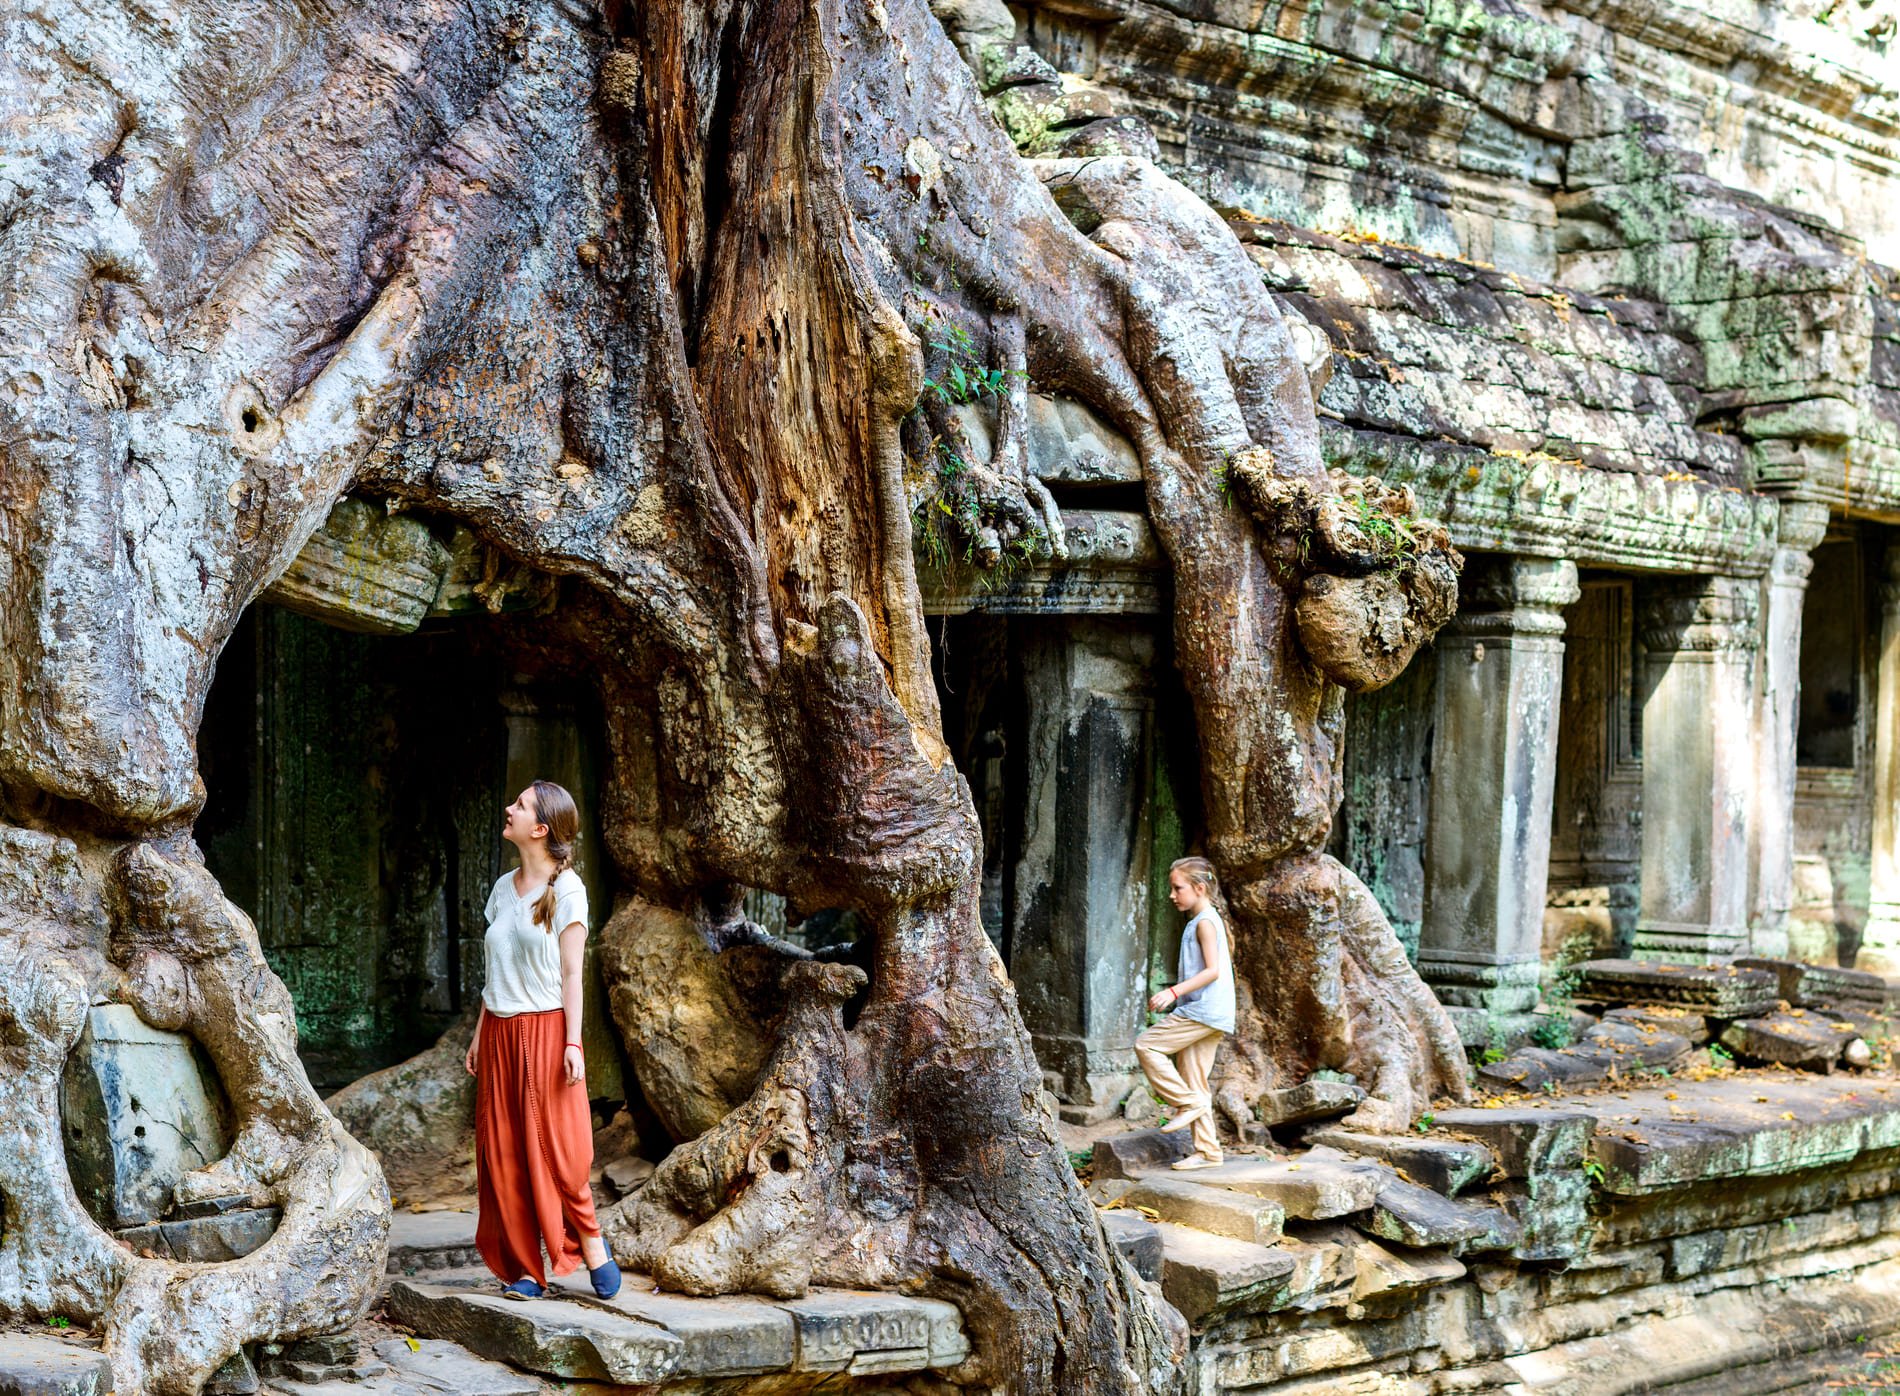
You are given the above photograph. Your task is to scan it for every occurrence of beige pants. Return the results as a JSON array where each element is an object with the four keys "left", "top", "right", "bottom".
[{"left": 1134, "top": 1014, "right": 1224, "bottom": 1162}]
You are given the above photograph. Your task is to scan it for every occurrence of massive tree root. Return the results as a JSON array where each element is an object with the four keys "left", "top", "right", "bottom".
[{"left": 2, "top": 0, "right": 1461, "bottom": 1389}]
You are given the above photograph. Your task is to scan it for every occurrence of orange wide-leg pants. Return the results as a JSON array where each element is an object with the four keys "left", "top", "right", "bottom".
[{"left": 475, "top": 1008, "right": 601, "bottom": 1286}]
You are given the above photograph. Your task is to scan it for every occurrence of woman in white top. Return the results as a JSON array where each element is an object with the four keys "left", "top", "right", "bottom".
[{"left": 463, "top": 779, "right": 620, "bottom": 1300}]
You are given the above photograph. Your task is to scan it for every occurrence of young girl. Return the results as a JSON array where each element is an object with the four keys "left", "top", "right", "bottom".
[
  {"left": 1134, "top": 856, "right": 1236, "bottom": 1170},
  {"left": 463, "top": 778, "right": 621, "bottom": 1300}
]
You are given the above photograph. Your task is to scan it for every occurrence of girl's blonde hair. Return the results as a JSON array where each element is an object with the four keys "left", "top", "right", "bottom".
[
  {"left": 528, "top": 779, "right": 581, "bottom": 932},
  {"left": 1169, "top": 855, "right": 1219, "bottom": 896}
]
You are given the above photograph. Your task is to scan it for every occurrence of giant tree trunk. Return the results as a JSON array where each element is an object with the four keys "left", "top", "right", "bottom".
[{"left": 0, "top": 0, "right": 1458, "bottom": 1390}]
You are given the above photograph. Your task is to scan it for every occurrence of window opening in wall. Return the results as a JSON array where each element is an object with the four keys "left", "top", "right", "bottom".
[{"left": 1798, "top": 538, "right": 1862, "bottom": 769}]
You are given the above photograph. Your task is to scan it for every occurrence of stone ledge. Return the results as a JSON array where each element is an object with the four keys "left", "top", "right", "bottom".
[
  {"left": 0, "top": 1334, "right": 111, "bottom": 1396},
  {"left": 384, "top": 1274, "right": 969, "bottom": 1385}
]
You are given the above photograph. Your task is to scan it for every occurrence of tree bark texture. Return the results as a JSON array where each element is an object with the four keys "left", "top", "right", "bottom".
[{"left": 0, "top": 0, "right": 1459, "bottom": 1389}]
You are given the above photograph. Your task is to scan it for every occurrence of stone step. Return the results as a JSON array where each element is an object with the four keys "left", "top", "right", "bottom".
[
  {"left": 388, "top": 1274, "right": 969, "bottom": 1383},
  {"left": 270, "top": 1338, "right": 540, "bottom": 1396},
  {"left": 1426, "top": 1108, "right": 1596, "bottom": 1177},
  {"left": 1719, "top": 1011, "right": 1861, "bottom": 1070},
  {"left": 1367, "top": 1179, "right": 1518, "bottom": 1253},
  {"left": 1733, "top": 957, "right": 1890, "bottom": 1012},
  {"left": 1090, "top": 1129, "right": 1192, "bottom": 1179},
  {"left": 1303, "top": 1130, "right": 1493, "bottom": 1195},
  {"left": 1604, "top": 1004, "right": 1712, "bottom": 1045},
  {"left": 1255, "top": 1079, "right": 1365, "bottom": 1127},
  {"left": 1151, "top": 1221, "right": 1296, "bottom": 1325},
  {"left": 1156, "top": 1149, "right": 1382, "bottom": 1220},
  {"left": 0, "top": 1334, "right": 111, "bottom": 1396},
  {"left": 386, "top": 1209, "right": 481, "bottom": 1274},
  {"left": 384, "top": 1280, "right": 681, "bottom": 1385},
  {"left": 1120, "top": 1177, "right": 1285, "bottom": 1245}
]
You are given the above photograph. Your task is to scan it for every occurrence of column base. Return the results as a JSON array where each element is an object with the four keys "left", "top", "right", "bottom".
[
  {"left": 1631, "top": 920, "right": 1748, "bottom": 964},
  {"left": 1854, "top": 914, "right": 1900, "bottom": 979},
  {"left": 1417, "top": 956, "right": 1543, "bottom": 1013},
  {"left": 1747, "top": 915, "right": 1791, "bottom": 961}
]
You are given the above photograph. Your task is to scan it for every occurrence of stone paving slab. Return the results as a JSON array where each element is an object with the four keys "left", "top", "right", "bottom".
[
  {"left": 1121, "top": 1177, "right": 1285, "bottom": 1244},
  {"left": 1141, "top": 1149, "right": 1382, "bottom": 1220},
  {"left": 1495, "top": 1075, "right": 1900, "bottom": 1194},
  {"left": 1368, "top": 1179, "right": 1518, "bottom": 1253},
  {"left": 1304, "top": 1130, "right": 1493, "bottom": 1195},
  {"left": 0, "top": 1335, "right": 111, "bottom": 1396},
  {"left": 1150, "top": 1221, "right": 1297, "bottom": 1325},
  {"left": 388, "top": 1272, "right": 968, "bottom": 1382},
  {"left": 384, "top": 1281, "right": 681, "bottom": 1384},
  {"left": 1574, "top": 959, "right": 1779, "bottom": 1016}
]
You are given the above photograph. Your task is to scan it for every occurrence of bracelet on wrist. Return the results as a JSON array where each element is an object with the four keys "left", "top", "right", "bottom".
[{"left": 565, "top": 1041, "right": 582, "bottom": 1049}]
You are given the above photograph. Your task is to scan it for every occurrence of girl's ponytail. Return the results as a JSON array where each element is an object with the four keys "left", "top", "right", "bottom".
[{"left": 528, "top": 779, "right": 582, "bottom": 931}]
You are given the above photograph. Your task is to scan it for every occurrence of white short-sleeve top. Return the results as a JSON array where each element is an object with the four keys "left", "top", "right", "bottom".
[{"left": 481, "top": 868, "right": 588, "bottom": 1016}]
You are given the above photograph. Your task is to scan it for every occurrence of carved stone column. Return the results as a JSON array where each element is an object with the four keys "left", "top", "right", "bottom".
[
  {"left": 1633, "top": 576, "right": 1760, "bottom": 962},
  {"left": 1749, "top": 502, "right": 1828, "bottom": 958},
  {"left": 1010, "top": 618, "right": 1155, "bottom": 1117},
  {"left": 1860, "top": 549, "right": 1900, "bottom": 974},
  {"left": 1420, "top": 557, "right": 1580, "bottom": 1013}
]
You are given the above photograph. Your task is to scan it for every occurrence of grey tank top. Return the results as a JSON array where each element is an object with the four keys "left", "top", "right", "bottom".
[{"left": 1175, "top": 909, "right": 1235, "bottom": 1033}]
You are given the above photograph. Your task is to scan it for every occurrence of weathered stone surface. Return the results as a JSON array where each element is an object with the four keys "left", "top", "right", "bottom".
[
  {"left": 555, "top": 1281, "right": 795, "bottom": 1376},
  {"left": 1151, "top": 1221, "right": 1297, "bottom": 1325},
  {"left": 1493, "top": 1171, "right": 1594, "bottom": 1261},
  {"left": 774, "top": 1291, "right": 967, "bottom": 1372},
  {"left": 1478, "top": 1018, "right": 1691, "bottom": 1093},
  {"left": 117, "top": 1208, "right": 280, "bottom": 1262},
  {"left": 602, "top": 1155, "right": 655, "bottom": 1197},
  {"left": 60, "top": 1004, "right": 230, "bottom": 1227},
  {"left": 1306, "top": 1131, "right": 1494, "bottom": 1196},
  {"left": 0, "top": 1336, "right": 112, "bottom": 1396},
  {"left": 1091, "top": 1128, "right": 1192, "bottom": 1179},
  {"left": 1122, "top": 1178, "right": 1285, "bottom": 1245},
  {"left": 263, "top": 496, "right": 449, "bottom": 635},
  {"left": 1735, "top": 957, "right": 1891, "bottom": 1012},
  {"left": 1605, "top": 1004, "right": 1712, "bottom": 1045},
  {"left": 1177, "top": 1151, "right": 1382, "bottom": 1220},
  {"left": 1575, "top": 959, "right": 1779, "bottom": 1016},
  {"left": 1428, "top": 1109, "right": 1596, "bottom": 1177},
  {"left": 1256, "top": 1079, "right": 1366, "bottom": 1127},
  {"left": 1098, "top": 1208, "right": 1162, "bottom": 1282},
  {"left": 1367, "top": 1179, "right": 1518, "bottom": 1252},
  {"left": 1720, "top": 1012, "right": 1861, "bottom": 1070},
  {"left": 1583, "top": 1076, "right": 1900, "bottom": 1193},
  {"left": 367, "top": 1339, "right": 541, "bottom": 1396},
  {"left": 203, "top": 1349, "right": 259, "bottom": 1395},
  {"left": 325, "top": 1019, "right": 477, "bottom": 1204},
  {"left": 385, "top": 1210, "right": 480, "bottom": 1273},
  {"left": 384, "top": 1280, "right": 682, "bottom": 1384}
]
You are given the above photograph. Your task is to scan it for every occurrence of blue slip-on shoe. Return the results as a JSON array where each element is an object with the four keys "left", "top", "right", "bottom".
[
  {"left": 589, "top": 1258, "right": 622, "bottom": 1300},
  {"left": 501, "top": 1278, "right": 545, "bottom": 1300}
]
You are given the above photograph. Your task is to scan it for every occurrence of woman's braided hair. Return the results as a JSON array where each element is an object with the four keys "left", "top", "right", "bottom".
[{"left": 528, "top": 778, "right": 581, "bottom": 932}]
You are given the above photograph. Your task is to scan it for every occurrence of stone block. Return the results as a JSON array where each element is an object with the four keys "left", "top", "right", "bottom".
[
  {"left": 774, "top": 1291, "right": 966, "bottom": 1372},
  {"left": 1181, "top": 1151, "right": 1381, "bottom": 1220},
  {"left": 366, "top": 1338, "right": 540, "bottom": 1395},
  {"left": 1091, "top": 1129, "right": 1191, "bottom": 1179},
  {"left": 116, "top": 1208, "right": 279, "bottom": 1262},
  {"left": 1734, "top": 957, "right": 1890, "bottom": 1012},
  {"left": 1604, "top": 1004, "right": 1712, "bottom": 1045},
  {"left": 554, "top": 1282, "right": 794, "bottom": 1376},
  {"left": 1574, "top": 959, "right": 1779, "bottom": 1016},
  {"left": 1366, "top": 1180, "right": 1518, "bottom": 1252},
  {"left": 1580, "top": 1017, "right": 1694, "bottom": 1069},
  {"left": 1492, "top": 1171, "right": 1593, "bottom": 1261},
  {"left": 1476, "top": 1044, "right": 1614, "bottom": 1093},
  {"left": 1151, "top": 1221, "right": 1296, "bottom": 1325},
  {"left": 1304, "top": 1131, "right": 1493, "bottom": 1195},
  {"left": 1428, "top": 1108, "right": 1596, "bottom": 1176},
  {"left": 384, "top": 1280, "right": 682, "bottom": 1384},
  {"left": 0, "top": 1336, "right": 112, "bottom": 1396},
  {"left": 1098, "top": 1209, "right": 1162, "bottom": 1281},
  {"left": 264, "top": 497, "right": 449, "bottom": 635},
  {"left": 60, "top": 1004, "right": 230, "bottom": 1227},
  {"left": 387, "top": 1209, "right": 480, "bottom": 1273},
  {"left": 203, "top": 1350, "right": 258, "bottom": 1395},
  {"left": 1719, "top": 1012, "right": 1859, "bottom": 1070},
  {"left": 601, "top": 1155, "right": 655, "bottom": 1196},
  {"left": 1256, "top": 1079, "right": 1366, "bottom": 1126},
  {"left": 1121, "top": 1178, "right": 1285, "bottom": 1245}
]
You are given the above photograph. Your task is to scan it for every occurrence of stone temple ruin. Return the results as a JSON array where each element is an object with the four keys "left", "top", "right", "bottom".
[{"left": 13, "top": 0, "right": 1900, "bottom": 1391}]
